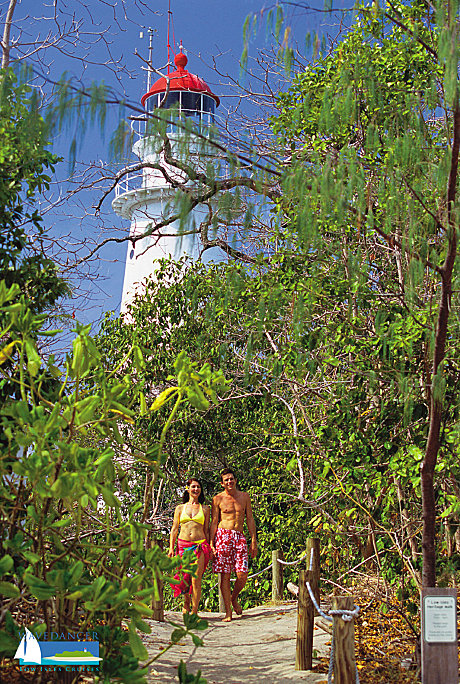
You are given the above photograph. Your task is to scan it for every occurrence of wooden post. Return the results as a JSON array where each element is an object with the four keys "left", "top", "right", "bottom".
[
  {"left": 421, "top": 588, "right": 458, "bottom": 684},
  {"left": 305, "top": 537, "right": 320, "bottom": 613},
  {"left": 332, "top": 596, "right": 356, "bottom": 684},
  {"left": 272, "top": 549, "right": 284, "bottom": 603},
  {"left": 218, "top": 574, "right": 225, "bottom": 613},
  {"left": 295, "top": 568, "right": 314, "bottom": 670}
]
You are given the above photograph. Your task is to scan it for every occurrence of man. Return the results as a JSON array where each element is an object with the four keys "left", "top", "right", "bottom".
[{"left": 210, "top": 468, "right": 257, "bottom": 621}]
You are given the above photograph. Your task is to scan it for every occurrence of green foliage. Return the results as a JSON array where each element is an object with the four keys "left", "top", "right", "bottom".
[
  {"left": 0, "top": 279, "right": 222, "bottom": 681},
  {"left": 0, "top": 69, "right": 68, "bottom": 313},
  {"left": 45, "top": 72, "right": 127, "bottom": 171},
  {"left": 178, "top": 660, "right": 207, "bottom": 683},
  {"left": 97, "top": 0, "right": 460, "bottom": 597},
  {"left": 269, "top": 0, "right": 460, "bottom": 587}
]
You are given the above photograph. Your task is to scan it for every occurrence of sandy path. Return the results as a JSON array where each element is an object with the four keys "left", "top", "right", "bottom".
[{"left": 144, "top": 602, "right": 330, "bottom": 683}]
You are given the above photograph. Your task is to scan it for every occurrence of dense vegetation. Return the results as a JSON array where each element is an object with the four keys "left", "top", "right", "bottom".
[
  {"left": 0, "top": 73, "right": 213, "bottom": 683},
  {"left": 97, "top": 0, "right": 460, "bottom": 608},
  {"left": 1, "top": 0, "right": 460, "bottom": 681}
]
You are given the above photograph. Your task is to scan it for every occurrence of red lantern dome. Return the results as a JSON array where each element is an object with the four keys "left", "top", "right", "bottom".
[{"left": 141, "top": 52, "right": 220, "bottom": 107}]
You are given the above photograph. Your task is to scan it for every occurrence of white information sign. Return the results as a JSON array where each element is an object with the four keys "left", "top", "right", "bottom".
[{"left": 423, "top": 595, "right": 457, "bottom": 643}]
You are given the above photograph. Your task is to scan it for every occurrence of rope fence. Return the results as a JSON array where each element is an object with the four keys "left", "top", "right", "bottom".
[
  {"left": 246, "top": 561, "right": 274, "bottom": 579},
  {"left": 277, "top": 550, "right": 309, "bottom": 566},
  {"left": 210, "top": 547, "right": 309, "bottom": 589},
  {"left": 305, "top": 579, "right": 360, "bottom": 684},
  {"left": 246, "top": 548, "right": 309, "bottom": 578}
]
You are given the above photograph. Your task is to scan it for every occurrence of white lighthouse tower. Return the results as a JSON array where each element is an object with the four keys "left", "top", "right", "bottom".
[{"left": 113, "top": 48, "right": 222, "bottom": 313}]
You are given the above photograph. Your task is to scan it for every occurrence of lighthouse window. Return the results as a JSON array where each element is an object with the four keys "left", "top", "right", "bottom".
[
  {"left": 202, "top": 95, "right": 215, "bottom": 114},
  {"left": 202, "top": 95, "right": 215, "bottom": 127},
  {"left": 181, "top": 91, "right": 202, "bottom": 113},
  {"left": 149, "top": 93, "right": 164, "bottom": 110},
  {"left": 163, "top": 91, "right": 180, "bottom": 109}
]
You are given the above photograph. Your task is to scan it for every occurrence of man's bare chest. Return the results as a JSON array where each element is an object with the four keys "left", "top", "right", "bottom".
[{"left": 220, "top": 495, "right": 245, "bottom": 516}]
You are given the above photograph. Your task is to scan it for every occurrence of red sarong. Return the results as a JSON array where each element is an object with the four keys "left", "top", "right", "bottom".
[{"left": 170, "top": 539, "right": 211, "bottom": 598}]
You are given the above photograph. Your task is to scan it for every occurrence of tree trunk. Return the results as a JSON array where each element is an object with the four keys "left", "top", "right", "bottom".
[
  {"left": 1, "top": 0, "right": 17, "bottom": 69},
  {"left": 421, "top": 102, "right": 460, "bottom": 588}
]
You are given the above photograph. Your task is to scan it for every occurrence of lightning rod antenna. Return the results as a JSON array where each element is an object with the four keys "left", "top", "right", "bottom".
[
  {"left": 167, "top": 0, "right": 173, "bottom": 74},
  {"left": 147, "top": 28, "right": 154, "bottom": 92}
]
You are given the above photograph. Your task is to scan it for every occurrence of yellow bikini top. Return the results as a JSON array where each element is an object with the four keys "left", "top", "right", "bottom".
[{"left": 180, "top": 503, "right": 205, "bottom": 525}]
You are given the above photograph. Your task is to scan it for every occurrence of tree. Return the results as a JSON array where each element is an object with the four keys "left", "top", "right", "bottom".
[
  {"left": 272, "top": 0, "right": 460, "bottom": 588},
  {"left": 97, "top": 257, "right": 337, "bottom": 608},
  {"left": 0, "top": 282, "right": 217, "bottom": 681},
  {"left": 0, "top": 70, "right": 68, "bottom": 313},
  {"left": 95, "top": 0, "right": 460, "bottom": 593}
]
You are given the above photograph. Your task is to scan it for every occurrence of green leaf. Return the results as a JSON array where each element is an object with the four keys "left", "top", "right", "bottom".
[
  {"left": 24, "top": 337, "right": 41, "bottom": 376},
  {"left": 190, "top": 633, "right": 203, "bottom": 647},
  {"left": 0, "top": 581, "right": 20, "bottom": 598},
  {"left": 150, "top": 386, "right": 178, "bottom": 411},
  {"left": 170, "top": 627, "right": 186, "bottom": 643},
  {"left": 24, "top": 574, "right": 56, "bottom": 599},
  {"left": 286, "top": 456, "right": 297, "bottom": 472},
  {"left": 131, "top": 613, "right": 151, "bottom": 633},
  {"left": 100, "top": 486, "right": 119, "bottom": 508},
  {"left": 0, "top": 341, "right": 16, "bottom": 365},
  {"left": 0, "top": 631, "right": 19, "bottom": 655},
  {"left": 128, "top": 625, "right": 148, "bottom": 660},
  {"left": 0, "top": 555, "right": 14, "bottom": 577}
]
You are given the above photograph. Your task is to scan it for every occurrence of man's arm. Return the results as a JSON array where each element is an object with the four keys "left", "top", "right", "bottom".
[
  {"left": 245, "top": 494, "right": 258, "bottom": 558},
  {"left": 210, "top": 495, "right": 220, "bottom": 553}
]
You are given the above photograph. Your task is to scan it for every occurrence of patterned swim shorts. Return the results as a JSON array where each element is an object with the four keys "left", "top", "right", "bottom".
[{"left": 212, "top": 528, "right": 248, "bottom": 574}]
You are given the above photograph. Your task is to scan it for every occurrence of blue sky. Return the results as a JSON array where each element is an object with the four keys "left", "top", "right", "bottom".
[{"left": 7, "top": 0, "right": 349, "bottom": 327}]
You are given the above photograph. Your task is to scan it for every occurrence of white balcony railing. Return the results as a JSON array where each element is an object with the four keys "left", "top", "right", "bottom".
[{"left": 114, "top": 172, "right": 145, "bottom": 198}]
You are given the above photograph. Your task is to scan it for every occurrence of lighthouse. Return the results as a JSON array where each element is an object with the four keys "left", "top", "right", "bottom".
[{"left": 113, "top": 47, "right": 223, "bottom": 313}]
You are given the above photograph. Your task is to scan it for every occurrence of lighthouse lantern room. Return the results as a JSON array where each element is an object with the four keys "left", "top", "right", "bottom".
[
  {"left": 141, "top": 50, "right": 219, "bottom": 124},
  {"left": 113, "top": 47, "right": 222, "bottom": 314}
]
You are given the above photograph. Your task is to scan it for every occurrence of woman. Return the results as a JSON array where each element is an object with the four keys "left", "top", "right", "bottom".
[{"left": 168, "top": 478, "right": 211, "bottom": 614}]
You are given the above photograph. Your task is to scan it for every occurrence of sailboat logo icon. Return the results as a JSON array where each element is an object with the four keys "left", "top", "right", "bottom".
[{"left": 14, "top": 627, "right": 42, "bottom": 665}]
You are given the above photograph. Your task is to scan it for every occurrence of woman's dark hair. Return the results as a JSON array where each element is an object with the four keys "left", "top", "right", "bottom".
[{"left": 182, "top": 477, "right": 205, "bottom": 504}]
